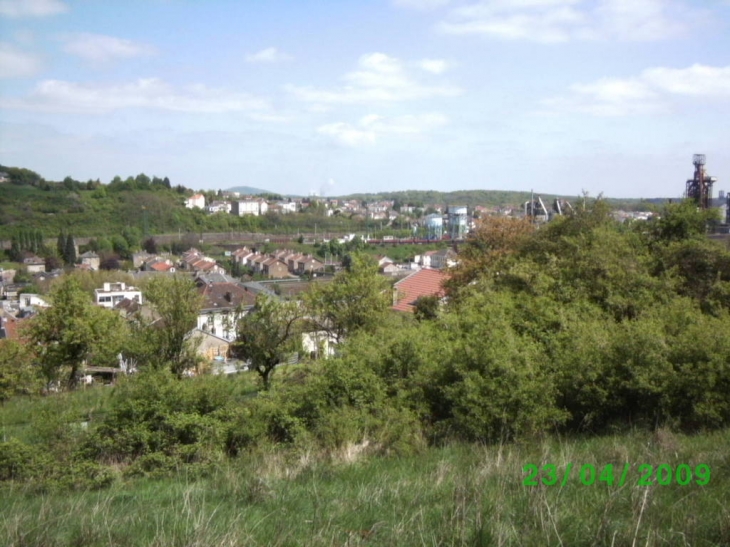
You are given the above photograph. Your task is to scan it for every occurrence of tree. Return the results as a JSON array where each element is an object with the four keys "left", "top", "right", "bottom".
[
  {"left": 142, "top": 237, "right": 158, "bottom": 254},
  {"left": 232, "top": 295, "right": 303, "bottom": 389},
  {"left": 0, "top": 340, "right": 40, "bottom": 404},
  {"left": 132, "top": 276, "right": 203, "bottom": 376},
  {"left": 99, "top": 255, "right": 121, "bottom": 270},
  {"left": 445, "top": 215, "right": 534, "bottom": 296},
  {"left": 649, "top": 200, "right": 720, "bottom": 243},
  {"left": 64, "top": 234, "right": 77, "bottom": 264},
  {"left": 57, "top": 232, "right": 66, "bottom": 261},
  {"left": 27, "top": 277, "right": 128, "bottom": 388},
  {"left": 305, "top": 253, "right": 391, "bottom": 344},
  {"left": 413, "top": 295, "right": 440, "bottom": 322},
  {"left": 44, "top": 255, "right": 62, "bottom": 272}
]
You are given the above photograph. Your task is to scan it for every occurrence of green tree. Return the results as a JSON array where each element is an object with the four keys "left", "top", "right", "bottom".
[
  {"left": 413, "top": 295, "right": 440, "bottom": 322},
  {"left": 132, "top": 276, "right": 203, "bottom": 376},
  {"left": 64, "top": 234, "right": 77, "bottom": 264},
  {"left": 27, "top": 277, "right": 128, "bottom": 388},
  {"left": 305, "top": 253, "right": 390, "bottom": 344},
  {"left": 232, "top": 294, "right": 303, "bottom": 389},
  {"left": 0, "top": 340, "right": 40, "bottom": 404},
  {"left": 649, "top": 200, "right": 720, "bottom": 243}
]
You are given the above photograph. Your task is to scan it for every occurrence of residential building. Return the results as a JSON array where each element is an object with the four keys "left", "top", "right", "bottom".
[
  {"left": 132, "top": 251, "right": 154, "bottom": 268},
  {"left": 206, "top": 201, "right": 231, "bottom": 214},
  {"left": 277, "top": 201, "right": 297, "bottom": 214},
  {"left": 194, "top": 329, "right": 231, "bottom": 362},
  {"left": 231, "top": 199, "right": 268, "bottom": 216},
  {"left": 297, "top": 255, "right": 324, "bottom": 275},
  {"left": 19, "top": 293, "right": 50, "bottom": 309},
  {"left": 23, "top": 255, "right": 45, "bottom": 274},
  {"left": 95, "top": 282, "right": 143, "bottom": 309},
  {"left": 196, "top": 279, "right": 257, "bottom": 341},
  {"left": 392, "top": 269, "right": 449, "bottom": 313},
  {"left": 430, "top": 248, "right": 458, "bottom": 270},
  {"left": 79, "top": 251, "right": 100, "bottom": 270},
  {"left": 181, "top": 249, "right": 225, "bottom": 275},
  {"left": 143, "top": 257, "right": 176, "bottom": 273},
  {"left": 185, "top": 194, "right": 206, "bottom": 209},
  {"left": 261, "top": 257, "right": 290, "bottom": 279}
]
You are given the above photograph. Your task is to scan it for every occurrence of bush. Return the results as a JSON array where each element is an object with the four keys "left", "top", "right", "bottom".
[{"left": 0, "top": 439, "right": 40, "bottom": 481}]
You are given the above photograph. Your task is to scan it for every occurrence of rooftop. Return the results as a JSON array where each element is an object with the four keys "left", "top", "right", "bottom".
[{"left": 392, "top": 269, "right": 449, "bottom": 313}]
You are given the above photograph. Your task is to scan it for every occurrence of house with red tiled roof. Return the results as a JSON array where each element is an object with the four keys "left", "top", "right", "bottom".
[
  {"left": 232, "top": 247, "right": 255, "bottom": 264},
  {"left": 392, "top": 269, "right": 449, "bottom": 313},
  {"left": 181, "top": 249, "right": 225, "bottom": 275},
  {"left": 149, "top": 261, "right": 175, "bottom": 272}
]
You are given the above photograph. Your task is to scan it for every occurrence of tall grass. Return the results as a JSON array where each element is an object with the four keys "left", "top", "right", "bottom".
[{"left": 1, "top": 428, "right": 728, "bottom": 546}]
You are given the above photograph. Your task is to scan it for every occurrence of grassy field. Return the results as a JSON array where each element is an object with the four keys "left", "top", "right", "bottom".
[{"left": 1, "top": 423, "right": 728, "bottom": 546}]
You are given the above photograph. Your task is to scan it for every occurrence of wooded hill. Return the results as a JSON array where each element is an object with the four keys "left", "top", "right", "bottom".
[{"left": 0, "top": 164, "right": 656, "bottom": 241}]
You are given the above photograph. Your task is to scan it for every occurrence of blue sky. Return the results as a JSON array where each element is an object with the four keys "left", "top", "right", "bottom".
[{"left": 1, "top": 0, "right": 729, "bottom": 198}]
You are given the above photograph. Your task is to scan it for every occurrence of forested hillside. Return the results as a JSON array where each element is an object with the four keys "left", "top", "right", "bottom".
[{"left": 0, "top": 164, "right": 654, "bottom": 241}]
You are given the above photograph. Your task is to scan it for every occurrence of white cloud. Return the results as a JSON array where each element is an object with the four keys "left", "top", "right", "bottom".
[
  {"left": 642, "top": 65, "right": 730, "bottom": 97},
  {"left": 0, "top": 77, "right": 273, "bottom": 115},
  {"left": 437, "top": 0, "right": 698, "bottom": 43},
  {"left": 318, "top": 112, "right": 448, "bottom": 146},
  {"left": 245, "top": 47, "right": 292, "bottom": 63},
  {"left": 61, "top": 33, "right": 156, "bottom": 63},
  {"left": 418, "top": 58, "right": 449, "bottom": 74},
  {"left": 0, "top": 42, "right": 42, "bottom": 78},
  {"left": 393, "top": 0, "right": 450, "bottom": 10},
  {"left": 543, "top": 64, "right": 730, "bottom": 116},
  {"left": 287, "top": 52, "right": 461, "bottom": 106},
  {"left": 0, "top": 0, "right": 67, "bottom": 18}
]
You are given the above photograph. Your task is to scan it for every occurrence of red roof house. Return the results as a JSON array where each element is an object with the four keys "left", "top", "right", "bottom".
[{"left": 392, "top": 269, "right": 449, "bottom": 313}]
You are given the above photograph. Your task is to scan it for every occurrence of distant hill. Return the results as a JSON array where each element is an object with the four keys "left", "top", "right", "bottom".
[{"left": 225, "top": 186, "right": 271, "bottom": 196}]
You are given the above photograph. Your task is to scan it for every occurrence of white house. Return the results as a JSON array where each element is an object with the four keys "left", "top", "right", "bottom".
[
  {"left": 302, "top": 330, "right": 337, "bottom": 360},
  {"left": 231, "top": 199, "right": 268, "bottom": 216},
  {"left": 185, "top": 194, "right": 206, "bottom": 209},
  {"left": 277, "top": 201, "right": 297, "bottom": 214},
  {"left": 206, "top": 201, "right": 231, "bottom": 214},
  {"left": 19, "top": 293, "right": 51, "bottom": 309},
  {"left": 95, "top": 282, "right": 143, "bottom": 309}
]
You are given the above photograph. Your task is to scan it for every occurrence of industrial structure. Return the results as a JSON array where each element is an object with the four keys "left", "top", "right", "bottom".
[
  {"left": 448, "top": 206, "right": 468, "bottom": 239},
  {"left": 424, "top": 214, "right": 444, "bottom": 240},
  {"left": 686, "top": 154, "right": 717, "bottom": 210},
  {"left": 552, "top": 198, "right": 574, "bottom": 216},
  {"left": 524, "top": 195, "right": 549, "bottom": 223}
]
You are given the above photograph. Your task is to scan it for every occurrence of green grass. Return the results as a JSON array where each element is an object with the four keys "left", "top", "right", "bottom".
[{"left": 1, "top": 428, "right": 728, "bottom": 546}]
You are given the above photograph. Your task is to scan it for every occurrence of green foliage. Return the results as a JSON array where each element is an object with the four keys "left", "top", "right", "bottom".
[
  {"left": 305, "top": 253, "right": 391, "bottom": 343},
  {"left": 0, "top": 340, "right": 40, "bottom": 404},
  {"left": 649, "top": 199, "right": 720, "bottom": 243},
  {"left": 64, "top": 233, "right": 77, "bottom": 264},
  {"left": 413, "top": 295, "right": 440, "bottom": 321},
  {"left": 232, "top": 295, "right": 303, "bottom": 389},
  {"left": 129, "top": 275, "right": 202, "bottom": 376},
  {"left": 83, "top": 370, "right": 232, "bottom": 468},
  {"left": 27, "top": 276, "right": 129, "bottom": 388}
]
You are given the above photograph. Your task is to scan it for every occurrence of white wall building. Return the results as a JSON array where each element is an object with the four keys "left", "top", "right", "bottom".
[
  {"left": 231, "top": 199, "right": 268, "bottom": 216},
  {"left": 185, "top": 194, "right": 206, "bottom": 209},
  {"left": 95, "top": 282, "right": 143, "bottom": 309},
  {"left": 207, "top": 201, "right": 231, "bottom": 214},
  {"left": 19, "top": 293, "right": 51, "bottom": 309}
]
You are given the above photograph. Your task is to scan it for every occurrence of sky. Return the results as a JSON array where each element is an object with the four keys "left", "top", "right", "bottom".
[{"left": 1, "top": 0, "right": 729, "bottom": 199}]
